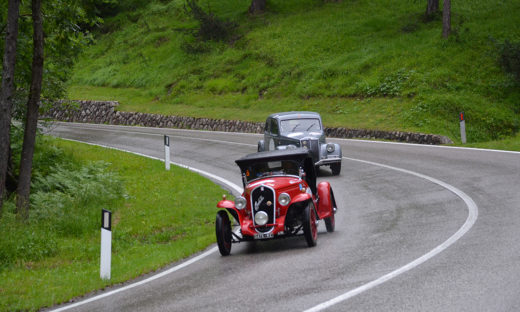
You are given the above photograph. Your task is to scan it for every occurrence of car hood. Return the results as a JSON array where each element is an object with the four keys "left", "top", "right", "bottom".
[{"left": 284, "top": 131, "right": 323, "bottom": 140}]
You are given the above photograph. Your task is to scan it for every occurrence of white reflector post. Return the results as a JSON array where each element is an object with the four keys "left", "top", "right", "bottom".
[
  {"left": 100, "top": 209, "right": 112, "bottom": 280},
  {"left": 459, "top": 112, "right": 466, "bottom": 144},
  {"left": 164, "top": 135, "right": 170, "bottom": 171}
]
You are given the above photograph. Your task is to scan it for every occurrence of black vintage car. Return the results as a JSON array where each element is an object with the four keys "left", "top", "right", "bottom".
[{"left": 257, "top": 112, "right": 342, "bottom": 175}]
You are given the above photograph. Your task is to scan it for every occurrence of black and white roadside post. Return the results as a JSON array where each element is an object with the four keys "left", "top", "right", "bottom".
[
  {"left": 164, "top": 135, "right": 170, "bottom": 171},
  {"left": 459, "top": 112, "right": 467, "bottom": 144},
  {"left": 100, "top": 209, "right": 112, "bottom": 280}
]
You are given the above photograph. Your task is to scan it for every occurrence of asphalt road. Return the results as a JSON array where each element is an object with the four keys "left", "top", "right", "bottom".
[{"left": 45, "top": 122, "right": 520, "bottom": 312}]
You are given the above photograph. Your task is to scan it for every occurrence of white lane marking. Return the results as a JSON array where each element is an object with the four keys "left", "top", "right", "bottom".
[
  {"left": 48, "top": 138, "right": 242, "bottom": 312},
  {"left": 55, "top": 138, "right": 244, "bottom": 194},
  {"left": 303, "top": 156, "right": 479, "bottom": 312},
  {"left": 50, "top": 124, "right": 255, "bottom": 148},
  {"left": 50, "top": 247, "right": 218, "bottom": 312},
  {"left": 51, "top": 128, "right": 480, "bottom": 312},
  {"left": 52, "top": 121, "right": 520, "bottom": 155},
  {"left": 49, "top": 121, "right": 262, "bottom": 140}
]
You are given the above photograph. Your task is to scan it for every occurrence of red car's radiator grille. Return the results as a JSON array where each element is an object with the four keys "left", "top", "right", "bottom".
[{"left": 251, "top": 185, "right": 276, "bottom": 233}]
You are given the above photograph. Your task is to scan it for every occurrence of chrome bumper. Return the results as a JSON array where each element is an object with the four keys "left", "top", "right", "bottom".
[{"left": 315, "top": 157, "right": 341, "bottom": 166}]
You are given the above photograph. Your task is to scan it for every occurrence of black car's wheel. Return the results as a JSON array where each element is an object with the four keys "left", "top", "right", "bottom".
[
  {"left": 324, "top": 193, "right": 336, "bottom": 233},
  {"left": 216, "top": 210, "right": 232, "bottom": 256},
  {"left": 303, "top": 202, "right": 318, "bottom": 247},
  {"left": 331, "top": 162, "right": 341, "bottom": 175}
]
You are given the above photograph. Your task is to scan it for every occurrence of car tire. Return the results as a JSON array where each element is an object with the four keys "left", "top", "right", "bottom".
[
  {"left": 258, "top": 140, "right": 265, "bottom": 152},
  {"left": 303, "top": 202, "right": 318, "bottom": 247},
  {"left": 216, "top": 210, "right": 232, "bottom": 256},
  {"left": 324, "top": 193, "right": 336, "bottom": 233},
  {"left": 331, "top": 162, "right": 341, "bottom": 176}
]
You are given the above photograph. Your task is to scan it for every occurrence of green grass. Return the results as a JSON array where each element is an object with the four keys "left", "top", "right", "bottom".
[
  {"left": 0, "top": 138, "right": 231, "bottom": 311},
  {"left": 68, "top": 0, "right": 520, "bottom": 144},
  {"left": 461, "top": 132, "right": 520, "bottom": 151}
]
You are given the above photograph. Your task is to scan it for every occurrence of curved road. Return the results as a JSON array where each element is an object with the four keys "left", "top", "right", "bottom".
[{"left": 45, "top": 122, "right": 520, "bottom": 312}]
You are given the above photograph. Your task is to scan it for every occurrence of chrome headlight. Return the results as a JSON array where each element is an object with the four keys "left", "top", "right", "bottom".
[
  {"left": 326, "top": 143, "right": 335, "bottom": 153},
  {"left": 254, "top": 211, "right": 268, "bottom": 225},
  {"left": 278, "top": 193, "right": 291, "bottom": 206},
  {"left": 235, "top": 196, "right": 247, "bottom": 210}
]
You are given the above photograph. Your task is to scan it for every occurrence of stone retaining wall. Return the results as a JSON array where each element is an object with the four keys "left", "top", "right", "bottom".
[{"left": 43, "top": 100, "right": 453, "bottom": 145}]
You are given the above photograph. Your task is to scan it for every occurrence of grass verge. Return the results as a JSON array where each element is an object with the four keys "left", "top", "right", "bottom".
[{"left": 0, "top": 137, "right": 230, "bottom": 311}]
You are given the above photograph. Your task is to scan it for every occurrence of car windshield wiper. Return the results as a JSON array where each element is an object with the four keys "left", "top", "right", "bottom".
[
  {"left": 292, "top": 124, "right": 300, "bottom": 132},
  {"left": 306, "top": 124, "right": 316, "bottom": 131}
]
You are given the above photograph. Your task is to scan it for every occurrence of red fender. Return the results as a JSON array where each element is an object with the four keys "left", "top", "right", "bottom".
[
  {"left": 291, "top": 193, "right": 313, "bottom": 205},
  {"left": 217, "top": 200, "right": 240, "bottom": 223},
  {"left": 217, "top": 199, "right": 235, "bottom": 209},
  {"left": 317, "top": 182, "right": 333, "bottom": 219}
]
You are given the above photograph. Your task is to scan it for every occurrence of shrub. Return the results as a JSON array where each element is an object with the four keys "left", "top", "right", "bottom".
[
  {"left": 496, "top": 40, "right": 520, "bottom": 84},
  {"left": 181, "top": 0, "right": 237, "bottom": 54},
  {"left": 31, "top": 161, "right": 125, "bottom": 235},
  {"left": 0, "top": 136, "right": 126, "bottom": 270}
]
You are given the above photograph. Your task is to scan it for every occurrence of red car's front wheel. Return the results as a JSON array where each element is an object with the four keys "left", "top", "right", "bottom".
[
  {"left": 216, "top": 210, "right": 232, "bottom": 256},
  {"left": 303, "top": 202, "right": 318, "bottom": 247},
  {"left": 325, "top": 192, "right": 336, "bottom": 233}
]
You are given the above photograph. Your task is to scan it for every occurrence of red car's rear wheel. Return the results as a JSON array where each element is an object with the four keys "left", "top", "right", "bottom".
[
  {"left": 303, "top": 202, "right": 318, "bottom": 247},
  {"left": 216, "top": 210, "right": 232, "bottom": 256}
]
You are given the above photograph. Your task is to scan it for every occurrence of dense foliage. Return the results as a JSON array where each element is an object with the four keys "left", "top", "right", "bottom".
[
  {"left": 0, "top": 0, "right": 108, "bottom": 118},
  {"left": 0, "top": 129, "right": 124, "bottom": 268},
  {"left": 496, "top": 40, "right": 520, "bottom": 84},
  {"left": 181, "top": 0, "right": 237, "bottom": 53}
]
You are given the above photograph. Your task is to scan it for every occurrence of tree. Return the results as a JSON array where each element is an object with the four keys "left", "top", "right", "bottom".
[
  {"left": 16, "top": 0, "right": 44, "bottom": 220},
  {"left": 0, "top": 0, "right": 107, "bottom": 220},
  {"left": 425, "top": 0, "right": 439, "bottom": 18},
  {"left": 442, "top": 0, "right": 451, "bottom": 38},
  {"left": 0, "top": 0, "right": 21, "bottom": 217},
  {"left": 249, "top": 0, "right": 266, "bottom": 15}
]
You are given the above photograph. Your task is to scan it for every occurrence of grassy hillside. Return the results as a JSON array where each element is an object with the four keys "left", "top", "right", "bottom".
[{"left": 69, "top": 0, "right": 520, "bottom": 143}]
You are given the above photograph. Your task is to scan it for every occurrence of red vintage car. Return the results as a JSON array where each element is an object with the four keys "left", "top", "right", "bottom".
[{"left": 215, "top": 149, "right": 337, "bottom": 256}]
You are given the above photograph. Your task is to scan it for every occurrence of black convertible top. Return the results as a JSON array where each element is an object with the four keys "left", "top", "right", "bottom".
[{"left": 235, "top": 149, "right": 317, "bottom": 192}]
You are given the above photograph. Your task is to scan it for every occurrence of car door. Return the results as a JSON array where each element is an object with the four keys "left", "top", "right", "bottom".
[
  {"left": 264, "top": 118, "right": 279, "bottom": 151},
  {"left": 268, "top": 118, "right": 281, "bottom": 150}
]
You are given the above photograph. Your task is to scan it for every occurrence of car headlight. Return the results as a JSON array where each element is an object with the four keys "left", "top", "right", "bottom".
[
  {"left": 254, "top": 211, "right": 268, "bottom": 225},
  {"left": 326, "top": 143, "right": 335, "bottom": 153},
  {"left": 235, "top": 196, "right": 247, "bottom": 210},
  {"left": 278, "top": 193, "right": 291, "bottom": 206}
]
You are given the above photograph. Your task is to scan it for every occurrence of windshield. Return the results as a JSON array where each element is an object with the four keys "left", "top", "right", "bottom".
[
  {"left": 243, "top": 160, "right": 300, "bottom": 182},
  {"left": 280, "top": 118, "right": 321, "bottom": 135}
]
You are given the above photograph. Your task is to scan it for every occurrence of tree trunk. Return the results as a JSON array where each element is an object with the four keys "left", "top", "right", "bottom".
[
  {"left": 0, "top": 0, "right": 21, "bottom": 217},
  {"left": 16, "top": 0, "right": 44, "bottom": 221},
  {"left": 249, "top": 0, "right": 266, "bottom": 15},
  {"left": 426, "top": 0, "right": 439, "bottom": 17},
  {"left": 442, "top": 0, "right": 451, "bottom": 38},
  {"left": 6, "top": 146, "right": 17, "bottom": 193}
]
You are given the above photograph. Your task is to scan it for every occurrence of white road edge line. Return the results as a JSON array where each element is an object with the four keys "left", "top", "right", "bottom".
[
  {"left": 303, "top": 156, "right": 479, "bottom": 312},
  {"left": 51, "top": 121, "right": 520, "bottom": 155},
  {"left": 49, "top": 133, "right": 479, "bottom": 312},
  {"left": 48, "top": 138, "right": 242, "bottom": 312}
]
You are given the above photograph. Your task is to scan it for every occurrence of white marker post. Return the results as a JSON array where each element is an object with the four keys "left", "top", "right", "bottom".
[
  {"left": 100, "top": 209, "right": 112, "bottom": 280},
  {"left": 459, "top": 112, "right": 466, "bottom": 144},
  {"left": 164, "top": 135, "right": 170, "bottom": 171}
]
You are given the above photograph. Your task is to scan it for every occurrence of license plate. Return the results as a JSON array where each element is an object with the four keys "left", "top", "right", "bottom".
[{"left": 254, "top": 233, "right": 274, "bottom": 240}]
